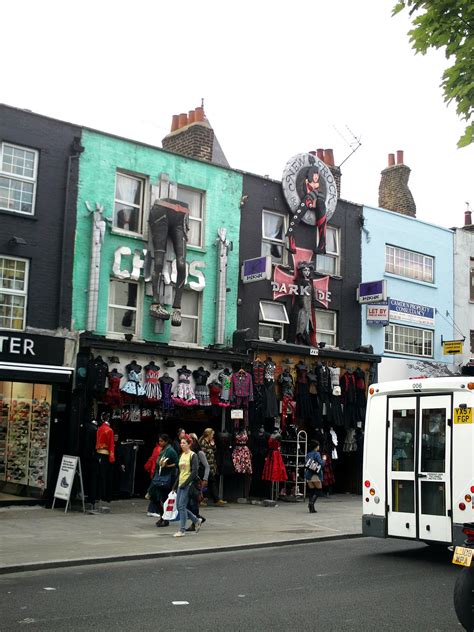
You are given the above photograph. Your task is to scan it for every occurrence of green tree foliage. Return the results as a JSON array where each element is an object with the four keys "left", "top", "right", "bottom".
[{"left": 393, "top": 0, "right": 473, "bottom": 147}]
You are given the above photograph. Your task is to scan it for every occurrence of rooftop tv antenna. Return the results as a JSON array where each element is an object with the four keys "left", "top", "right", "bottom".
[{"left": 333, "top": 124, "right": 362, "bottom": 168}]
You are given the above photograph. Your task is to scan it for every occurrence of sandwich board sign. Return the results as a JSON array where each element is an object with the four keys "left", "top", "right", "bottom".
[{"left": 52, "top": 455, "right": 85, "bottom": 513}]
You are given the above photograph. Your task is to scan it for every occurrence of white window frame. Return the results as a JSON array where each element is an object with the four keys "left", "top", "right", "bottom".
[
  {"left": 316, "top": 226, "right": 340, "bottom": 276},
  {"left": 258, "top": 322, "right": 284, "bottom": 342},
  {"left": 384, "top": 323, "right": 434, "bottom": 358},
  {"left": 259, "top": 300, "right": 289, "bottom": 324},
  {"left": 169, "top": 289, "right": 202, "bottom": 346},
  {"left": 0, "top": 255, "right": 29, "bottom": 331},
  {"left": 176, "top": 185, "right": 205, "bottom": 249},
  {"left": 107, "top": 279, "right": 142, "bottom": 339},
  {"left": 0, "top": 143, "right": 38, "bottom": 216},
  {"left": 314, "top": 309, "right": 337, "bottom": 346},
  {"left": 261, "top": 209, "right": 288, "bottom": 266},
  {"left": 113, "top": 171, "right": 147, "bottom": 237},
  {"left": 385, "top": 245, "right": 434, "bottom": 283}
]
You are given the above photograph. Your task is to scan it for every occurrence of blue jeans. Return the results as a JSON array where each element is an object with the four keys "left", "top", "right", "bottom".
[{"left": 176, "top": 485, "right": 198, "bottom": 533}]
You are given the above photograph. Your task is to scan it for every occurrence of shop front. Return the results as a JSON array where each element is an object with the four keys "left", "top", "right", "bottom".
[{"left": 0, "top": 332, "right": 74, "bottom": 503}]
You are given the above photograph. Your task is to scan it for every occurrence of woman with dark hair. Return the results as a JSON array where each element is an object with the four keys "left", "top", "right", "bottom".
[
  {"left": 305, "top": 439, "right": 325, "bottom": 513},
  {"left": 288, "top": 261, "right": 316, "bottom": 346},
  {"left": 174, "top": 436, "right": 203, "bottom": 537},
  {"left": 151, "top": 434, "right": 178, "bottom": 528}
]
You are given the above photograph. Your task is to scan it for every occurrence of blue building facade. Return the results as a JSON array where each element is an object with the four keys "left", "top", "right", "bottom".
[{"left": 360, "top": 205, "right": 454, "bottom": 380}]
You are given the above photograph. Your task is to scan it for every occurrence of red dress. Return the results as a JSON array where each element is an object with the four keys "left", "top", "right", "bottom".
[
  {"left": 105, "top": 373, "right": 123, "bottom": 408},
  {"left": 262, "top": 437, "right": 287, "bottom": 482}
]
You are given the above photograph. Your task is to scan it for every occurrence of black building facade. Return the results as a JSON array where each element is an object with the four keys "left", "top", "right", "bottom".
[
  {"left": 0, "top": 105, "right": 82, "bottom": 501},
  {"left": 236, "top": 163, "right": 380, "bottom": 494}
]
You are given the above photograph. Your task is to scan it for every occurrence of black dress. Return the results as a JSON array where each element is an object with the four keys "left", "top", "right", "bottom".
[
  {"left": 295, "top": 363, "right": 313, "bottom": 420},
  {"left": 263, "top": 360, "right": 279, "bottom": 419}
]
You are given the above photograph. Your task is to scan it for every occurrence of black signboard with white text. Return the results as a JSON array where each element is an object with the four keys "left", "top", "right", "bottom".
[{"left": 0, "top": 331, "right": 65, "bottom": 366}]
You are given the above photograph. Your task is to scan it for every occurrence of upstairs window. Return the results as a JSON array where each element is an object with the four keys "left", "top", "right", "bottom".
[
  {"left": 107, "top": 279, "right": 140, "bottom": 337},
  {"left": 0, "top": 143, "right": 38, "bottom": 215},
  {"left": 385, "top": 245, "right": 434, "bottom": 283},
  {"left": 385, "top": 323, "right": 433, "bottom": 357},
  {"left": 114, "top": 172, "right": 145, "bottom": 235},
  {"left": 314, "top": 309, "right": 337, "bottom": 346},
  {"left": 316, "top": 226, "right": 340, "bottom": 276},
  {"left": 261, "top": 210, "right": 287, "bottom": 265},
  {"left": 0, "top": 256, "right": 29, "bottom": 330},
  {"left": 169, "top": 290, "right": 201, "bottom": 345},
  {"left": 176, "top": 186, "right": 205, "bottom": 248}
]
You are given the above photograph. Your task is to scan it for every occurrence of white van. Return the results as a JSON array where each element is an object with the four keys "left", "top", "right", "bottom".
[{"left": 362, "top": 377, "right": 474, "bottom": 546}]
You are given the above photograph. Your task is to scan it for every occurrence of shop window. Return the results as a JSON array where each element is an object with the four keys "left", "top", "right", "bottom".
[
  {"left": 169, "top": 290, "right": 201, "bottom": 345},
  {"left": 0, "top": 256, "right": 29, "bottom": 331},
  {"left": 107, "top": 279, "right": 140, "bottom": 337},
  {"left": 0, "top": 381, "right": 52, "bottom": 488},
  {"left": 316, "top": 226, "right": 340, "bottom": 276},
  {"left": 0, "top": 143, "right": 38, "bottom": 215},
  {"left": 114, "top": 172, "right": 145, "bottom": 235},
  {"left": 176, "top": 185, "right": 205, "bottom": 248},
  {"left": 314, "top": 309, "right": 337, "bottom": 346},
  {"left": 385, "top": 323, "right": 433, "bottom": 357},
  {"left": 261, "top": 210, "right": 287, "bottom": 266},
  {"left": 470, "top": 258, "right": 474, "bottom": 302},
  {"left": 385, "top": 245, "right": 434, "bottom": 283}
]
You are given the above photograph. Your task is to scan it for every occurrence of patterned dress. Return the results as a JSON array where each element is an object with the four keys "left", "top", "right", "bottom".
[
  {"left": 121, "top": 366, "right": 146, "bottom": 397},
  {"left": 232, "top": 431, "right": 253, "bottom": 474},
  {"left": 218, "top": 371, "right": 232, "bottom": 407},
  {"left": 144, "top": 365, "right": 161, "bottom": 402},
  {"left": 173, "top": 368, "right": 198, "bottom": 406}
]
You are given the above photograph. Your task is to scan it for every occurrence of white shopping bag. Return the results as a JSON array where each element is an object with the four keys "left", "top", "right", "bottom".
[{"left": 162, "top": 490, "right": 178, "bottom": 521}]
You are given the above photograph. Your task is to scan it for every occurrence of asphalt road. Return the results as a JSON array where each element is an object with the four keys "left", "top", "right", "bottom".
[{"left": 0, "top": 538, "right": 462, "bottom": 631}]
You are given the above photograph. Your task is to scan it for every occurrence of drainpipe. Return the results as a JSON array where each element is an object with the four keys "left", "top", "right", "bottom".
[
  {"left": 215, "top": 227, "right": 232, "bottom": 345},
  {"left": 58, "top": 137, "right": 84, "bottom": 329},
  {"left": 86, "top": 202, "right": 109, "bottom": 331}
]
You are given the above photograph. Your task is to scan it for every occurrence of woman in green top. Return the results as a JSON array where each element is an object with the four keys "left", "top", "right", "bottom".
[
  {"left": 151, "top": 434, "right": 178, "bottom": 528},
  {"left": 174, "top": 436, "right": 203, "bottom": 537}
]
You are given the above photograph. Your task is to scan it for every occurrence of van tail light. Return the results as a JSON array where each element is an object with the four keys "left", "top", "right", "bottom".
[
  {"left": 462, "top": 525, "right": 474, "bottom": 543},
  {"left": 364, "top": 480, "right": 371, "bottom": 488}
]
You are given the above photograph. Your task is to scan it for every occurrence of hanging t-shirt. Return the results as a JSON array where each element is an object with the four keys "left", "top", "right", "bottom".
[{"left": 179, "top": 451, "right": 192, "bottom": 487}]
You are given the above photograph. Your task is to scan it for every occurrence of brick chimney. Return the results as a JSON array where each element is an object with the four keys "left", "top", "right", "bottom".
[
  {"left": 310, "top": 148, "right": 341, "bottom": 198},
  {"left": 378, "top": 150, "right": 416, "bottom": 217},
  {"left": 162, "top": 105, "right": 215, "bottom": 162}
]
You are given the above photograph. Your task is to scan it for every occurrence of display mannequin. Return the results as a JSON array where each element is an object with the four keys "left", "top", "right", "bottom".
[
  {"left": 87, "top": 355, "right": 109, "bottom": 397},
  {"left": 173, "top": 366, "right": 198, "bottom": 406},
  {"left": 144, "top": 361, "right": 161, "bottom": 402},
  {"left": 278, "top": 369, "right": 295, "bottom": 432},
  {"left": 262, "top": 432, "right": 288, "bottom": 482},
  {"left": 121, "top": 361, "right": 146, "bottom": 397},
  {"left": 263, "top": 358, "right": 278, "bottom": 422},
  {"left": 232, "top": 429, "right": 253, "bottom": 498},
  {"left": 147, "top": 198, "right": 190, "bottom": 326},
  {"left": 218, "top": 369, "right": 232, "bottom": 406},
  {"left": 193, "top": 367, "right": 211, "bottom": 406},
  {"left": 105, "top": 369, "right": 123, "bottom": 408},
  {"left": 91, "top": 413, "right": 115, "bottom": 509},
  {"left": 159, "top": 373, "right": 174, "bottom": 411},
  {"left": 230, "top": 368, "right": 254, "bottom": 427}
]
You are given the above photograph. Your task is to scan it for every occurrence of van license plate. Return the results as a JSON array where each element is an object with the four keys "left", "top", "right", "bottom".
[{"left": 452, "top": 546, "right": 473, "bottom": 566}]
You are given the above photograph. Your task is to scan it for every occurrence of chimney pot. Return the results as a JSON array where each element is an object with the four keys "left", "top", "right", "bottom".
[
  {"left": 195, "top": 107, "right": 204, "bottom": 122},
  {"left": 188, "top": 110, "right": 195, "bottom": 124},
  {"left": 465, "top": 210, "right": 472, "bottom": 226},
  {"left": 388, "top": 153, "right": 395, "bottom": 167},
  {"left": 324, "top": 149, "right": 335, "bottom": 166},
  {"left": 396, "top": 150, "right": 404, "bottom": 165},
  {"left": 178, "top": 113, "right": 188, "bottom": 128},
  {"left": 171, "top": 115, "right": 179, "bottom": 132},
  {"left": 316, "top": 148, "right": 324, "bottom": 161}
]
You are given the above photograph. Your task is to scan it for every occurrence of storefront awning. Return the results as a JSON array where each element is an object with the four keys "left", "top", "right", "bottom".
[{"left": 0, "top": 363, "right": 74, "bottom": 383}]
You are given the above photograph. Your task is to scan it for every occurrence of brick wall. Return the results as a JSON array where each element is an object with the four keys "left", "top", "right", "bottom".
[{"left": 162, "top": 122, "right": 214, "bottom": 162}]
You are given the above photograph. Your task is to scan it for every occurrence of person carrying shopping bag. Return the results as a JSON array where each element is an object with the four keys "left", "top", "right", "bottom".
[
  {"left": 305, "top": 440, "right": 325, "bottom": 513},
  {"left": 173, "top": 435, "right": 203, "bottom": 537},
  {"left": 149, "top": 434, "right": 178, "bottom": 528}
]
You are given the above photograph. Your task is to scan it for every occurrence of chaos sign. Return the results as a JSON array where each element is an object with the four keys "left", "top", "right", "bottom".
[{"left": 282, "top": 152, "right": 338, "bottom": 255}]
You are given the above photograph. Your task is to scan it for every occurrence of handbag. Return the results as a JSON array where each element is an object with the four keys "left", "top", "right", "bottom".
[
  {"left": 305, "top": 457, "right": 322, "bottom": 474},
  {"left": 152, "top": 467, "right": 172, "bottom": 488},
  {"left": 162, "top": 490, "right": 178, "bottom": 521}
]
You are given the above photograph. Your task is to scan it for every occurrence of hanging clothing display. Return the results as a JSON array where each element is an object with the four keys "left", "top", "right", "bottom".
[
  {"left": 263, "top": 358, "right": 278, "bottom": 419},
  {"left": 279, "top": 369, "right": 295, "bottom": 432},
  {"left": 173, "top": 366, "right": 198, "bottom": 406},
  {"left": 87, "top": 356, "right": 109, "bottom": 397},
  {"left": 121, "top": 362, "right": 146, "bottom": 397},
  {"left": 354, "top": 367, "right": 367, "bottom": 424},
  {"left": 209, "top": 382, "right": 221, "bottom": 406},
  {"left": 232, "top": 430, "right": 253, "bottom": 474},
  {"left": 218, "top": 370, "right": 232, "bottom": 406},
  {"left": 230, "top": 369, "right": 254, "bottom": 427},
  {"left": 340, "top": 370, "right": 358, "bottom": 428},
  {"left": 316, "top": 362, "right": 331, "bottom": 415},
  {"left": 295, "top": 362, "right": 313, "bottom": 421},
  {"left": 193, "top": 367, "right": 211, "bottom": 406},
  {"left": 262, "top": 436, "right": 288, "bottom": 482},
  {"left": 250, "top": 360, "right": 265, "bottom": 430},
  {"left": 105, "top": 370, "right": 123, "bottom": 408},
  {"left": 343, "top": 428, "right": 358, "bottom": 452},
  {"left": 329, "top": 365, "right": 341, "bottom": 390},
  {"left": 144, "top": 362, "right": 161, "bottom": 402},
  {"left": 159, "top": 374, "right": 174, "bottom": 411},
  {"left": 307, "top": 371, "right": 323, "bottom": 428},
  {"left": 217, "top": 431, "right": 235, "bottom": 476}
]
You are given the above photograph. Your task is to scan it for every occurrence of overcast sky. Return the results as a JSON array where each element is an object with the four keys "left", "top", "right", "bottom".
[{"left": 3, "top": 0, "right": 472, "bottom": 228}]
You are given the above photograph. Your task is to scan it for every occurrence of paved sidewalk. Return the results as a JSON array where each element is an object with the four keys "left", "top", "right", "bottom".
[{"left": 0, "top": 494, "right": 362, "bottom": 574}]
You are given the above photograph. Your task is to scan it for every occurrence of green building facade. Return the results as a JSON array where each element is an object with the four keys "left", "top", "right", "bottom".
[{"left": 72, "top": 128, "right": 243, "bottom": 348}]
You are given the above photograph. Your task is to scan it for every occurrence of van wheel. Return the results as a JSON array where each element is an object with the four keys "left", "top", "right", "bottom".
[{"left": 454, "top": 566, "right": 474, "bottom": 631}]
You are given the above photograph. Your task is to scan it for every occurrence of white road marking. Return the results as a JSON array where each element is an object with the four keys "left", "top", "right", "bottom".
[
  {"left": 172, "top": 601, "right": 189, "bottom": 605},
  {"left": 238, "top": 594, "right": 246, "bottom": 598},
  {"left": 43, "top": 587, "right": 56, "bottom": 591},
  {"left": 18, "top": 618, "right": 36, "bottom": 624}
]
